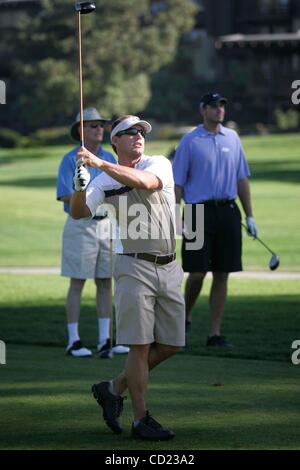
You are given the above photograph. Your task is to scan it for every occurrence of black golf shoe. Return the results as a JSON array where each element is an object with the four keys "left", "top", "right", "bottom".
[
  {"left": 206, "top": 335, "right": 233, "bottom": 348},
  {"left": 92, "top": 381, "right": 125, "bottom": 434},
  {"left": 131, "top": 411, "right": 175, "bottom": 441},
  {"left": 66, "top": 340, "right": 92, "bottom": 357}
]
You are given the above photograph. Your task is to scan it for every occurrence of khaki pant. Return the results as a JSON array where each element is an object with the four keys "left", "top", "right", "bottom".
[{"left": 113, "top": 255, "right": 185, "bottom": 347}]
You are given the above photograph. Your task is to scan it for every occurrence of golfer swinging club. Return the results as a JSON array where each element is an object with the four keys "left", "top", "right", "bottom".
[{"left": 70, "top": 115, "right": 185, "bottom": 441}]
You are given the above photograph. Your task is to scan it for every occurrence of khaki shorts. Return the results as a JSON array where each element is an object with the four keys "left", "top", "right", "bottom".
[
  {"left": 61, "top": 216, "right": 113, "bottom": 279},
  {"left": 113, "top": 255, "right": 185, "bottom": 347}
]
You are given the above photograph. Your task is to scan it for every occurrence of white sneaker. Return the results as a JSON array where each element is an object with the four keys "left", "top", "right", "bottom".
[
  {"left": 97, "top": 339, "right": 129, "bottom": 356},
  {"left": 66, "top": 340, "right": 92, "bottom": 357},
  {"left": 112, "top": 344, "right": 130, "bottom": 354}
]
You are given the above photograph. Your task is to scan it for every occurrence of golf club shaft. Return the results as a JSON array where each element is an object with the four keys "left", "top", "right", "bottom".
[
  {"left": 109, "top": 222, "right": 113, "bottom": 351},
  {"left": 77, "top": 11, "right": 84, "bottom": 147},
  {"left": 241, "top": 223, "right": 275, "bottom": 255}
]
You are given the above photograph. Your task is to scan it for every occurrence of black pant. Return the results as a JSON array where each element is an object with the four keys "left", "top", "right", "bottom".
[{"left": 182, "top": 201, "right": 242, "bottom": 273}]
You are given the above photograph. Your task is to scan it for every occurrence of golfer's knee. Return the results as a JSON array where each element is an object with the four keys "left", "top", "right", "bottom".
[
  {"left": 170, "top": 346, "right": 182, "bottom": 355},
  {"left": 213, "top": 272, "right": 229, "bottom": 283},
  {"left": 159, "top": 345, "right": 181, "bottom": 359},
  {"left": 130, "top": 344, "right": 151, "bottom": 361},
  {"left": 189, "top": 272, "right": 206, "bottom": 282},
  {"left": 70, "top": 278, "right": 85, "bottom": 293},
  {"left": 95, "top": 277, "right": 111, "bottom": 289}
]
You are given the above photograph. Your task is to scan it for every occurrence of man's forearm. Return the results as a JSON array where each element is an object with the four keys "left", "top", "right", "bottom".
[
  {"left": 100, "top": 160, "right": 161, "bottom": 190},
  {"left": 77, "top": 147, "right": 162, "bottom": 190},
  {"left": 238, "top": 178, "right": 253, "bottom": 217},
  {"left": 70, "top": 191, "right": 91, "bottom": 219}
]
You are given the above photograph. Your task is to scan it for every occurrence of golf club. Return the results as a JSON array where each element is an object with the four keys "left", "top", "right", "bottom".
[
  {"left": 99, "top": 221, "right": 114, "bottom": 359},
  {"left": 241, "top": 223, "right": 280, "bottom": 270},
  {"left": 75, "top": 2, "right": 96, "bottom": 147}
]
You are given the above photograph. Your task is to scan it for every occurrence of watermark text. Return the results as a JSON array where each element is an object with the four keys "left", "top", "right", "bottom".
[
  {"left": 291, "top": 80, "right": 300, "bottom": 105},
  {"left": 95, "top": 201, "right": 204, "bottom": 251},
  {"left": 291, "top": 340, "right": 300, "bottom": 365},
  {"left": 0, "top": 340, "right": 6, "bottom": 365},
  {"left": 0, "top": 80, "right": 6, "bottom": 104}
]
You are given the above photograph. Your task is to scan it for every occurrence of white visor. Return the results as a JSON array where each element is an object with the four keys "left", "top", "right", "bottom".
[{"left": 110, "top": 116, "right": 152, "bottom": 142}]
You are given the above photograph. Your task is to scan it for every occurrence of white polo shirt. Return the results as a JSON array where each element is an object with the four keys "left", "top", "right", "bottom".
[{"left": 86, "top": 155, "right": 176, "bottom": 255}]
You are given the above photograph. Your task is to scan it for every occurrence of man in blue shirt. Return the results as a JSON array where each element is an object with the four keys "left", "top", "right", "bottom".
[
  {"left": 173, "top": 92, "right": 258, "bottom": 347},
  {"left": 57, "top": 107, "right": 129, "bottom": 357}
]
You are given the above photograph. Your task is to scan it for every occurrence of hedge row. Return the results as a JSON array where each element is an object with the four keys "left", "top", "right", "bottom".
[{"left": 0, "top": 127, "right": 71, "bottom": 148}]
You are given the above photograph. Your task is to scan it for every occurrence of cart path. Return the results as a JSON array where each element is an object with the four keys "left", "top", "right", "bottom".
[{"left": 0, "top": 267, "right": 300, "bottom": 280}]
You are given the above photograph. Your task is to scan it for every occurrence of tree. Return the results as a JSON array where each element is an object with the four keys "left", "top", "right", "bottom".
[{"left": 4, "top": 0, "right": 196, "bottom": 132}]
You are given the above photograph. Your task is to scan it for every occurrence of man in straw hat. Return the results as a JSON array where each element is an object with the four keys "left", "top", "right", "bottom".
[{"left": 57, "top": 107, "right": 129, "bottom": 358}]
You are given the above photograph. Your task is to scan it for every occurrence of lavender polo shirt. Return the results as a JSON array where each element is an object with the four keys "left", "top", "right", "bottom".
[{"left": 172, "top": 124, "right": 250, "bottom": 204}]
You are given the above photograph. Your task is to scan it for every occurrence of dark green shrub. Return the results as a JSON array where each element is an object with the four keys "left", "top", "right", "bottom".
[
  {"left": 0, "top": 128, "right": 22, "bottom": 148},
  {"left": 31, "top": 127, "right": 70, "bottom": 146}
]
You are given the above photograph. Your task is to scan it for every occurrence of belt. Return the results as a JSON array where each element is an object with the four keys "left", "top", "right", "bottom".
[
  {"left": 92, "top": 214, "right": 108, "bottom": 221},
  {"left": 120, "top": 253, "right": 176, "bottom": 265},
  {"left": 200, "top": 199, "right": 235, "bottom": 207}
]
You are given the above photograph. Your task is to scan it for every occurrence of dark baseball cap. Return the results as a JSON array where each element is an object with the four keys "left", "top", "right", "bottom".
[{"left": 200, "top": 92, "right": 228, "bottom": 108}]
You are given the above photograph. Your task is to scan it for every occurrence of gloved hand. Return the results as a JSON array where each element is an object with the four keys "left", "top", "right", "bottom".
[
  {"left": 73, "top": 165, "right": 90, "bottom": 192},
  {"left": 246, "top": 216, "right": 258, "bottom": 238}
]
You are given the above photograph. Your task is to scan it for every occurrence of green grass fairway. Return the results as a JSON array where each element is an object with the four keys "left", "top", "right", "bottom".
[
  {"left": 0, "top": 344, "right": 299, "bottom": 450},
  {"left": 0, "top": 133, "right": 299, "bottom": 450},
  {"left": 0, "top": 134, "right": 300, "bottom": 269}
]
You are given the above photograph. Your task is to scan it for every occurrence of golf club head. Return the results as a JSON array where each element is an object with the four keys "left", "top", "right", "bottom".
[
  {"left": 75, "top": 2, "right": 96, "bottom": 14},
  {"left": 99, "top": 348, "right": 114, "bottom": 359},
  {"left": 269, "top": 254, "right": 280, "bottom": 271}
]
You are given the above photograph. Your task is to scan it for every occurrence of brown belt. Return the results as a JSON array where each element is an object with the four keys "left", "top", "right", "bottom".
[{"left": 120, "top": 253, "right": 176, "bottom": 265}]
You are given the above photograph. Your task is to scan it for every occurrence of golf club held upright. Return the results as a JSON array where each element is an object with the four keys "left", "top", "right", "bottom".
[{"left": 75, "top": 2, "right": 96, "bottom": 147}]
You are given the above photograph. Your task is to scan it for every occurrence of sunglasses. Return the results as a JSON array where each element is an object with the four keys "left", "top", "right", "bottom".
[
  {"left": 116, "top": 127, "right": 146, "bottom": 138},
  {"left": 84, "top": 123, "right": 104, "bottom": 129}
]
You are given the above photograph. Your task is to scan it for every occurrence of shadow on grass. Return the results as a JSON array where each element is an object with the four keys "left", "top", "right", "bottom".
[
  {"left": 0, "top": 304, "right": 87, "bottom": 348},
  {"left": 183, "top": 293, "right": 299, "bottom": 363},
  {"left": 1, "top": 349, "right": 299, "bottom": 450},
  {"left": 0, "top": 176, "right": 57, "bottom": 188},
  {"left": 0, "top": 147, "right": 67, "bottom": 166},
  {"left": 1, "top": 422, "right": 299, "bottom": 450},
  {"left": 1, "top": 291, "right": 299, "bottom": 362},
  {"left": 250, "top": 159, "right": 300, "bottom": 185}
]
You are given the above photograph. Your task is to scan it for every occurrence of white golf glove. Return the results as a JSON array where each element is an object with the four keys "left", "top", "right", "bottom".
[
  {"left": 73, "top": 165, "right": 90, "bottom": 192},
  {"left": 246, "top": 216, "right": 258, "bottom": 238}
]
